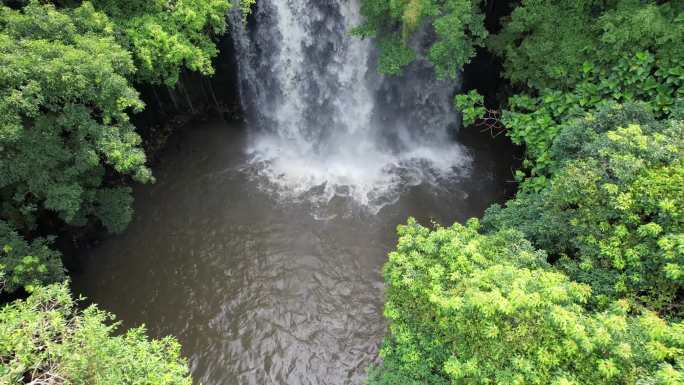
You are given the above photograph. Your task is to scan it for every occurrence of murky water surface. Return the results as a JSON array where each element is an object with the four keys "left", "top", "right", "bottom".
[{"left": 73, "top": 121, "right": 515, "bottom": 385}]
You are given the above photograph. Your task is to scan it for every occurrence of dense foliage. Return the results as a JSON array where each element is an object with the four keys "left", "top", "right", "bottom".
[
  {"left": 360, "top": 0, "right": 684, "bottom": 384},
  {"left": 0, "top": 221, "right": 64, "bottom": 294},
  {"left": 0, "top": 1, "right": 149, "bottom": 235},
  {"left": 0, "top": 0, "right": 149, "bottom": 294},
  {"left": 92, "top": 0, "right": 232, "bottom": 86},
  {"left": 372, "top": 219, "right": 683, "bottom": 385},
  {"left": 485, "top": 104, "right": 684, "bottom": 314},
  {"left": 491, "top": 0, "right": 684, "bottom": 187},
  {"left": 354, "top": 0, "right": 488, "bottom": 78},
  {"left": 0, "top": 283, "right": 192, "bottom": 385},
  {"left": 360, "top": 0, "right": 683, "bottom": 184}
]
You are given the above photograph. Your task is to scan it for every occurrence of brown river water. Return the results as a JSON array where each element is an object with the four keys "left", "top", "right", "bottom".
[{"left": 72, "top": 120, "right": 516, "bottom": 385}]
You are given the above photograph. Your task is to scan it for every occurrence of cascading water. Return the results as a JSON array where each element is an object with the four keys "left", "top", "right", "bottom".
[{"left": 230, "top": 0, "right": 470, "bottom": 213}]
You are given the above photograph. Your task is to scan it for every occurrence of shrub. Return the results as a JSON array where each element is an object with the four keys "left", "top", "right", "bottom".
[
  {"left": 0, "top": 283, "right": 192, "bottom": 385},
  {"left": 0, "top": 221, "right": 64, "bottom": 294},
  {"left": 484, "top": 105, "right": 684, "bottom": 314},
  {"left": 371, "top": 219, "right": 684, "bottom": 385}
]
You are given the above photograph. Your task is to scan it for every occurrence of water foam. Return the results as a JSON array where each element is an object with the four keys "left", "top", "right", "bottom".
[{"left": 243, "top": 135, "right": 469, "bottom": 213}]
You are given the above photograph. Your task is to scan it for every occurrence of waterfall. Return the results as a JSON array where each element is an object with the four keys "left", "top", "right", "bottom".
[{"left": 230, "top": 0, "right": 470, "bottom": 213}]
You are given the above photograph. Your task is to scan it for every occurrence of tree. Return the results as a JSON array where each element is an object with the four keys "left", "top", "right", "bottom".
[
  {"left": 371, "top": 219, "right": 684, "bottom": 385},
  {"left": 0, "top": 283, "right": 193, "bottom": 385},
  {"left": 357, "top": 0, "right": 683, "bottom": 175},
  {"left": 0, "top": 1, "right": 150, "bottom": 236},
  {"left": 489, "top": 0, "right": 683, "bottom": 183},
  {"left": 0, "top": 221, "right": 64, "bottom": 294},
  {"left": 484, "top": 104, "right": 684, "bottom": 315},
  {"left": 490, "top": 0, "right": 684, "bottom": 91},
  {"left": 357, "top": 2, "right": 684, "bottom": 383}
]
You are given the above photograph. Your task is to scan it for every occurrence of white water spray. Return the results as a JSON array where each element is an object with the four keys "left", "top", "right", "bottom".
[{"left": 230, "top": 0, "right": 470, "bottom": 213}]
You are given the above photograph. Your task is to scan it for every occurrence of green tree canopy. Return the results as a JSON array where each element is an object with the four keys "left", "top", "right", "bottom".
[
  {"left": 359, "top": 0, "right": 683, "bottom": 181},
  {"left": 0, "top": 283, "right": 193, "bottom": 385},
  {"left": 484, "top": 104, "right": 684, "bottom": 315},
  {"left": 371, "top": 219, "right": 684, "bottom": 385},
  {"left": 490, "top": 0, "right": 684, "bottom": 182},
  {"left": 91, "top": 0, "right": 232, "bottom": 86},
  {"left": 358, "top": 2, "right": 684, "bottom": 384},
  {"left": 490, "top": 0, "right": 684, "bottom": 91},
  {"left": 0, "top": 1, "right": 149, "bottom": 236},
  {"left": 0, "top": 0, "right": 252, "bottom": 292}
]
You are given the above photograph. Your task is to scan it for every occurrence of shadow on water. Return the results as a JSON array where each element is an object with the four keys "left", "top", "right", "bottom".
[{"left": 72, "top": 120, "right": 516, "bottom": 385}]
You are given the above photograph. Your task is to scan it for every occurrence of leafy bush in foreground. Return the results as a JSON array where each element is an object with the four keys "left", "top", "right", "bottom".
[
  {"left": 91, "top": 0, "right": 233, "bottom": 86},
  {"left": 370, "top": 219, "right": 684, "bottom": 385},
  {"left": 0, "top": 283, "right": 192, "bottom": 385}
]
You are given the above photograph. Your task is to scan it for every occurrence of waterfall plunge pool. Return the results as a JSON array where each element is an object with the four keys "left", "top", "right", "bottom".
[
  {"left": 73, "top": 119, "right": 516, "bottom": 385},
  {"left": 73, "top": 1, "right": 518, "bottom": 384}
]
